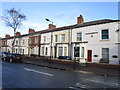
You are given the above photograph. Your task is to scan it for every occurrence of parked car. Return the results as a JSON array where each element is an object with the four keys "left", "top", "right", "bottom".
[
  {"left": 2, "top": 53, "right": 22, "bottom": 63},
  {"left": 1, "top": 52, "right": 9, "bottom": 60}
]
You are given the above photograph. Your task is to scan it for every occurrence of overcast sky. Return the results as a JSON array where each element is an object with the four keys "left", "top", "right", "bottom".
[{"left": 0, "top": 1, "right": 119, "bottom": 38}]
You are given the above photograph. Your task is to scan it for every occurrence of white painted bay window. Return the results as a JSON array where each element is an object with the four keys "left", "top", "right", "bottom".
[
  {"left": 58, "top": 47, "right": 63, "bottom": 56},
  {"left": 81, "top": 47, "right": 84, "bottom": 58}
]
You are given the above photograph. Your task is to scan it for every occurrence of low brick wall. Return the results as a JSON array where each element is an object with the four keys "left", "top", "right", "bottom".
[
  {"left": 22, "top": 56, "right": 81, "bottom": 70},
  {"left": 22, "top": 56, "right": 119, "bottom": 70}
]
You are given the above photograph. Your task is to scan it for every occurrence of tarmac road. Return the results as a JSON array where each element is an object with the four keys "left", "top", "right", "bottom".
[{"left": 1, "top": 58, "right": 119, "bottom": 89}]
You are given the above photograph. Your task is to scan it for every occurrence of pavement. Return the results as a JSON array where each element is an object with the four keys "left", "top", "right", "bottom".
[
  {"left": 22, "top": 59, "right": 119, "bottom": 77},
  {"left": 74, "top": 66, "right": 119, "bottom": 77}
]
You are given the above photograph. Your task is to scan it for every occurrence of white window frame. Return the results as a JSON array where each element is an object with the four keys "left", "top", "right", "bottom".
[
  {"left": 102, "top": 48, "right": 109, "bottom": 59},
  {"left": 64, "top": 47, "right": 67, "bottom": 56},
  {"left": 61, "top": 34, "right": 65, "bottom": 42},
  {"left": 81, "top": 47, "right": 84, "bottom": 58},
  {"left": 77, "top": 32, "right": 82, "bottom": 41}
]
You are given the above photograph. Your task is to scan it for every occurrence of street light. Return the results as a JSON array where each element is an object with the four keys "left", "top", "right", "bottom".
[
  {"left": 74, "top": 43, "right": 77, "bottom": 70},
  {"left": 45, "top": 18, "right": 53, "bottom": 63},
  {"left": 45, "top": 18, "right": 53, "bottom": 24}
]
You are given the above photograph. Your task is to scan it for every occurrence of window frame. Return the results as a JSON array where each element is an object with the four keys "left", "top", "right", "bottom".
[
  {"left": 77, "top": 32, "right": 82, "bottom": 41},
  {"left": 61, "top": 34, "right": 65, "bottom": 42},
  {"left": 81, "top": 47, "right": 84, "bottom": 58},
  {"left": 101, "top": 29, "right": 109, "bottom": 40},
  {"left": 55, "top": 35, "right": 58, "bottom": 42},
  {"left": 102, "top": 48, "right": 109, "bottom": 59}
]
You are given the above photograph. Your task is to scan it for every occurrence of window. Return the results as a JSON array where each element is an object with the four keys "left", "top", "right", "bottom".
[
  {"left": 45, "top": 47, "right": 48, "bottom": 55},
  {"left": 23, "top": 40, "right": 25, "bottom": 44},
  {"left": 42, "top": 47, "right": 44, "bottom": 55},
  {"left": 102, "top": 48, "right": 109, "bottom": 59},
  {"left": 61, "top": 34, "right": 65, "bottom": 42},
  {"left": 55, "top": 35, "right": 58, "bottom": 42},
  {"left": 16, "top": 49, "right": 18, "bottom": 53},
  {"left": 35, "top": 37, "right": 38, "bottom": 43},
  {"left": 44, "top": 36, "right": 46, "bottom": 43},
  {"left": 102, "top": 29, "right": 109, "bottom": 39},
  {"left": 77, "top": 32, "right": 82, "bottom": 41},
  {"left": 81, "top": 47, "right": 84, "bottom": 57},
  {"left": 31, "top": 48, "right": 34, "bottom": 54},
  {"left": 64, "top": 47, "right": 67, "bottom": 56},
  {"left": 58, "top": 47, "right": 63, "bottom": 56},
  {"left": 29, "top": 39, "right": 32, "bottom": 44},
  {"left": 23, "top": 49, "right": 24, "bottom": 55},
  {"left": 74, "top": 47, "right": 80, "bottom": 57},
  {"left": 16, "top": 40, "right": 18, "bottom": 45}
]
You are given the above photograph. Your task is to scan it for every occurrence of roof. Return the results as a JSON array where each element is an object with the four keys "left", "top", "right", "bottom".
[{"left": 1, "top": 19, "right": 119, "bottom": 40}]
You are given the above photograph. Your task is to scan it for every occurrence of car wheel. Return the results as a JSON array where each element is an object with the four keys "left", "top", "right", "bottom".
[
  {"left": 4, "top": 58, "right": 6, "bottom": 61},
  {"left": 10, "top": 59, "right": 13, "bottom": 62}
]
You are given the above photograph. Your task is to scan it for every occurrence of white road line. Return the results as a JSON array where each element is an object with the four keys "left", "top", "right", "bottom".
[
  {"left": 84, "top": 79, "right": 119, "bottom": 87},
  {"left": 77, "top": 70, "right": 93, "bottom": 74},
  {"left": 24, "top": 68, "right": 53, "bottom": 77}
]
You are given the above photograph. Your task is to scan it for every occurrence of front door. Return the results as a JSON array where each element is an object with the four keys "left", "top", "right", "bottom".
[{"left": 87, "top": 50, "right": 92, "bottom": 62}]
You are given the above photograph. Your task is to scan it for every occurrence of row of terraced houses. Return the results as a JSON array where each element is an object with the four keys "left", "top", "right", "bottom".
[{"left": 0, "top": 15, "right": 120, "bottom": 64}]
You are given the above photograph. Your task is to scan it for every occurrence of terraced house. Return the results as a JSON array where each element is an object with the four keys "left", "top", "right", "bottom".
[{"left": 0, "top": 15, "right": 120, "bottom": 64}]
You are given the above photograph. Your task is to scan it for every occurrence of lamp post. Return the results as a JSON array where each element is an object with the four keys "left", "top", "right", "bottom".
[
  {"left": 45, "top": 18, "right": 53, "bottom": 24},
  {"left": 74, "top": 43, "right": 77, "bottom": 70},
  {"left": 45, "top": 18, "right": 53, "bottom": 62}
]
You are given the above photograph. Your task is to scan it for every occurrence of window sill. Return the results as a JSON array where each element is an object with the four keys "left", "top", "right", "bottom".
[{"left": 100, "top": 39, "right": 109, "bottom": 41}]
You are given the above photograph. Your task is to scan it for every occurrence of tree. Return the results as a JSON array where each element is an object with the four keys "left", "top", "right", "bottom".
[{"left": 1, "top": 8, "right": 26, "bottom": 53}]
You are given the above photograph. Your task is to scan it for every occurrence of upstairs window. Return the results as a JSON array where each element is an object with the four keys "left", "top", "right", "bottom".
[
  {"left": 23, "top": 40, "right": 25, "bottom": 44},
  {"left": 29, "top": 39, "right": 32, "bottom": 44},
  {"left": 35, "top": 37, "right": 39, "bottom": 43},
  {"left": 61, "top": 34, "right": 65, "bottom": 42},
  {"left": 16, "top": 40, "right": 18, "bottom": 45},
  {"left": 43, "top": 36, "right": 46, "bottom": 43},
  {"left": 55, "top": 35, "right": 58, "bottom": 42},
  {"left": 77, "top": 32, "right": 82, "bottom": 41},
  {"left": 101, "top": 29, "right": 109, "bottom": 39}
]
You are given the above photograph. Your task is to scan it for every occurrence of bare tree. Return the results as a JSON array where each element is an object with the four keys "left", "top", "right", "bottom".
[{"left": 1, "top": 8, "right": 26, "bottom": 53}]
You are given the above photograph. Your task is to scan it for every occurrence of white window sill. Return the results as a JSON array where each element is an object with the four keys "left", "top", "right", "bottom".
[{"left": 100, "top": 39, "right": 109, "bottom": 41}]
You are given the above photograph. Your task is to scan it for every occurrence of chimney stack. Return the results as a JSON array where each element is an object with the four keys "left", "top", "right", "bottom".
[
  {"left": 77, "top": 15, "right": 84, "bottom": 24},
  {"left": 49, "top": 24, "right": 56, "bottom": 29},
  {"left": 29, "top": 28, "right": 35, "bottom": 33},
  {"left": 16, "top": 32, "right": 21, "bottom": 36},
  {"left": 5, "top": 34, "right": 10, "bottom": 38}
]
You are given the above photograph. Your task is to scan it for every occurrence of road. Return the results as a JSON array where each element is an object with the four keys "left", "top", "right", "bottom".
[{"left": 1, "top": 58, "right": 120, "bottom": 89}]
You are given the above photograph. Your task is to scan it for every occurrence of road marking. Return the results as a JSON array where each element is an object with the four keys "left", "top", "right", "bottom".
[
  {"left": 76, "top": 70, "right": 93, "bottom": 74},
  {"left": 24, "top": 68, "right": 53, "bottom": 77},
  {"left": 84, "top": 79, "right": 119, "bottom": 87}
]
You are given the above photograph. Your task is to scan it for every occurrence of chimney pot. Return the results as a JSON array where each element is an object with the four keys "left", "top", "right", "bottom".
[
  {"left": 77, "top": 15, "right": 84, "bottom": 24},
  {"left": 49, "top": 24, "right": 56, "bottom": 29},
  {"left": 5, "top": 34, "right": 10, "bottom": 38},
  {"left": 16, "top": 32, "right": 21, "bottom": 36},
  {"left": 29, "top": 28, "right": 35, "bottom": 33}
]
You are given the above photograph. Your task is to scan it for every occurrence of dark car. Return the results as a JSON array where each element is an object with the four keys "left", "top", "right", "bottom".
[
  {"left": 3, "top": 53, "right": 22, "bottom": 63},
  {"left": 1, "top": 52, "right": 9, "bottom": 60}
]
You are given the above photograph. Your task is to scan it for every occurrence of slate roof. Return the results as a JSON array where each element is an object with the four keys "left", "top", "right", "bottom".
[{"left": 1, "top": 19, "right": 119, "bottom": 40}]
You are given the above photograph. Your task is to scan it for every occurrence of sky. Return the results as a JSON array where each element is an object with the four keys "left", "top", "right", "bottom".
[{"left": 0, "top": 1, "right": 119, "bottom": 38}]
